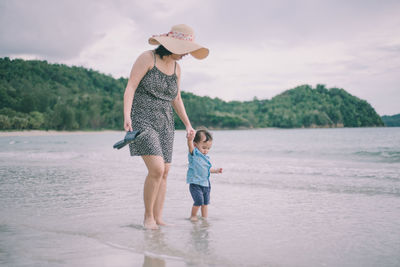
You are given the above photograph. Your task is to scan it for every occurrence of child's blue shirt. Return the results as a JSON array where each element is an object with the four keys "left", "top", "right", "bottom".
[{"left": 186, "top": 147, "right": 212, "bottom": 187}]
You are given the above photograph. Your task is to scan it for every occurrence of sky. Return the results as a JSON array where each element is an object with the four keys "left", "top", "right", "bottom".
[{"left": 1, "top": 0, "right": 399, "bottom": 115}]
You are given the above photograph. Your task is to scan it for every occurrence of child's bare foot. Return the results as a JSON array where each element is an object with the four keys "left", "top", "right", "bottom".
[
  {"left": 190, "top": 216, "right": 198, "bottom": 222},
  {"left": 143, "top": 218, "right": 159, "bottom": 230}
]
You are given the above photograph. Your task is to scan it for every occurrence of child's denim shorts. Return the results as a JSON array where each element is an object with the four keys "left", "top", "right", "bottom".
[{"left": 189, "top": 183, "right": 211, "bottom": 206}]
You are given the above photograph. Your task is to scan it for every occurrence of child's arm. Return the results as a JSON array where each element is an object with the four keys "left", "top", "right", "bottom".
[
  {"left": 211, "top": 168, "right": 223, "bottom": 174},
  {"left": 187, "top": 131, "right": 195, "bottom": 154}
]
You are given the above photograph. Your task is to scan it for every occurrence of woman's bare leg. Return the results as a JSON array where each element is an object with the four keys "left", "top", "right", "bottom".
[
  {"left": 142, "top": 155, "right": 164, "bottom": 230},
  {"left": 154, "top": 163, "right": 170, "bottom": 225}
]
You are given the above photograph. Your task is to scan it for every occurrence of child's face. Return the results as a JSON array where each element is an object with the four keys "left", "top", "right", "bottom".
[{"left": 194, "top": 138, "right": 213, "bottom": 155}]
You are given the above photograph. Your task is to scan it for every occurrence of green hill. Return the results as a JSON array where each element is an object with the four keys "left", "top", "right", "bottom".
[
  {"left": 178, "top": 84, "right": 383, "bottom": 129},
  {"left": 381, "top": 114, "right": 400, "bottom": 127},
  {"left": 0, "top": 57, "right": 384, "bottom": 130},
  {"left": 0, "top": 57, "right": 125, "bottom": 130}
]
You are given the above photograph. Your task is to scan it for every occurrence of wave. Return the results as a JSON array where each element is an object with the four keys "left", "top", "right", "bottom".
[
  {"left": 218, "top": 179, "right": 400, "bottom": 198},
  {"left": 0, "top": 151, "right": 84, "bottom": 162},
  {"left": 354, "top": 149, "right": 400, "bottom": 163}
]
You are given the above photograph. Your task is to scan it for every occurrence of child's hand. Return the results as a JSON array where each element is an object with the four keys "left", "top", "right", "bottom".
[{"left": 216, "top": 168, "right": 223, "bottom": 174}]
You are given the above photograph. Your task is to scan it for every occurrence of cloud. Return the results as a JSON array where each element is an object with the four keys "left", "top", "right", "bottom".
[
  {"left": 0, "top": 0, "right": 399, "bottom": 114},
  {"left": 64, "top": 0, "right": 208, "bottom": 77},
  {"left": 0, "top": 0, "right": 120, "bottom": 60}
]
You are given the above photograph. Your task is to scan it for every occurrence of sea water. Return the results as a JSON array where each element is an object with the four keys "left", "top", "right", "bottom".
[{"left": 0, "top": 128, "right": 399, "bottom": 267}]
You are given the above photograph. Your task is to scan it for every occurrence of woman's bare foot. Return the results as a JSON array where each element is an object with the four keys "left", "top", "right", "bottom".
[
  {"left": 144, "top": 218, "right": 159, "bottom": 230},
  {"left": 156, "top": 220, "right": 168, "bottom": 226}
]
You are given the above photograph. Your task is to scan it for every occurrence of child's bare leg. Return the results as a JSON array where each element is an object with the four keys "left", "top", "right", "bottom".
[
  {"left": 190, "top": 206, "right": 200, "bottom": 221},
  {"left": 201, "top": 205, "right": 208, "bottom": 218}
]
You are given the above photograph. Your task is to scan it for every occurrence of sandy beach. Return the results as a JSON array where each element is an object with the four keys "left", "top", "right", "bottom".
[{"left": 1, "top": 129, "right": 400, "bottom": 266}]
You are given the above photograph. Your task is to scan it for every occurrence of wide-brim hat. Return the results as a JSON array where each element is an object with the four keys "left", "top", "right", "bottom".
[{"left": 148, "top": 24, "right": 209, "bottom": 59}]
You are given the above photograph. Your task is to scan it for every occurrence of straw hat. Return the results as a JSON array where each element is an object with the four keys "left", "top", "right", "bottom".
[{"left": 148, "top": 24, "right": 209, "bottom": 59}]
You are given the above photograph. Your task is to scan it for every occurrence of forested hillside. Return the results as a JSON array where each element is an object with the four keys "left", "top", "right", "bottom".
[
  {"left": 0, "top": 58, "right": 125, "bottom": 130},
  {"left": 382, "top": 114, "right": 400, "bottom": 127},
  {"left": 0, "top": 58, "right": 384, "bottom": 130}
]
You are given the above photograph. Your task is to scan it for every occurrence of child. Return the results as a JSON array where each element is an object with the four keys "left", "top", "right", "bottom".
[{"left": 186, "top": 129, "right": 222, "bottom": 221}]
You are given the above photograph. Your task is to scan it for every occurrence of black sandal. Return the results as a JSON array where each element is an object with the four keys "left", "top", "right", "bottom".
[{"left": 113, "top": 130, "right": 140, "bottom": 149}]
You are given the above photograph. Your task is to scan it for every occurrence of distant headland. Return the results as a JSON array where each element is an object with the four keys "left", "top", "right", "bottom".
[{"left": 0, "top": 57, "right": 388, "bottom": 130}]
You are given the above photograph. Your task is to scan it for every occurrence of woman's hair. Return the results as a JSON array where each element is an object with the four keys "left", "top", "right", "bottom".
[
  {"left": 194, "top": 129, "right": 213, "bottom": 143},
  {"left": 155, "top": 45, "right": 172, "bottom": 58}
]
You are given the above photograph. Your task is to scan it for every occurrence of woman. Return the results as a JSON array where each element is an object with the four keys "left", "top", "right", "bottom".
[{"left": 123, "top": 24, "right": 209, "bottom": 230}]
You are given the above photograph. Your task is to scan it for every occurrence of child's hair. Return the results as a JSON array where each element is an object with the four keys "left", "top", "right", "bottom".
[{"left": 194, "top": 129, "right": 213, "bottom": 143}]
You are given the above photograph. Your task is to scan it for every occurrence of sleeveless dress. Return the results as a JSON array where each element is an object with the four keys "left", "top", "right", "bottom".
[{"left": 129, "top": 51, "right": 178, "bottom": 163}]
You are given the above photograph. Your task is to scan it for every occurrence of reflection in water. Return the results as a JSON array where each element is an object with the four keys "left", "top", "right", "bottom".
[
  {"left": 141, "top": 220, "right": 213, "bottom": 267},
  {"left": 190, "top": 219, "right": 211, "bottom": 256},
  {"left": 143, "top": 230, "right": 167, "bottom": 252},
  {"left": 143, "top": 255, "right": 165, "bottom": 267},
  {"left": 142, "top": 230, "right": 166, "bottom": 267}
]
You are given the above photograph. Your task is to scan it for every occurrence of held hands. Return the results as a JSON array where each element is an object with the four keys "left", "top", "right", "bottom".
[
  {"left": 187, "top": 131, "right": 195, "bottom": 141},
  {"left": 186, "top": 126, "right": 196, "bottom": 154},
  {"left": 186, "top": 127, "right": 195, "bottom": 140}
]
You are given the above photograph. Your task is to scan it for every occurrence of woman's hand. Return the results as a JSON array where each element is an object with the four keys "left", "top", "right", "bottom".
[{"left": 124, "top": 117, "right": 133, "bottom": 132}]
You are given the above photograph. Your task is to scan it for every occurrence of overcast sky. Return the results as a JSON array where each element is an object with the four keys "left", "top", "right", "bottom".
[{"left": 1, "top": 0, "right": 399, "bottom": 115}]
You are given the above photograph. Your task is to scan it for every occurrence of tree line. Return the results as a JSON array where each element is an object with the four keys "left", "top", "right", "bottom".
[
  {"left": 0, "top": 57, "right": 384, "bottom": 131},
  {"left": 381, "top": 114, "right": 400, "bottom": 127}
]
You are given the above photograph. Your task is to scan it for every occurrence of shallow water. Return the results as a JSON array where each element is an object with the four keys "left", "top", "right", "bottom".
[{"left": 1, "top": 128, "right": 400, "bottom": 266}]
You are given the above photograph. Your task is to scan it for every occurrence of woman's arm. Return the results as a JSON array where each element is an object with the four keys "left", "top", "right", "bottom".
[
  {"left": 172, "top": 63, "right": 195, "bottom": 136},
  {"left": 123, "top": 51, "right": 153, "bottom": 131}
]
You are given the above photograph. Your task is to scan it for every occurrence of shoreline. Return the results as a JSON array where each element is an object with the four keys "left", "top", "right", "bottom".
[
  {"left": 0, "top": 126, "right": 392, "bottom": 137},
  {"left": 0, "top": 128, "right": 280, "bottom": 137},
  {"left": 0, "top": 130, "right": 122, "bottom": 137}
]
